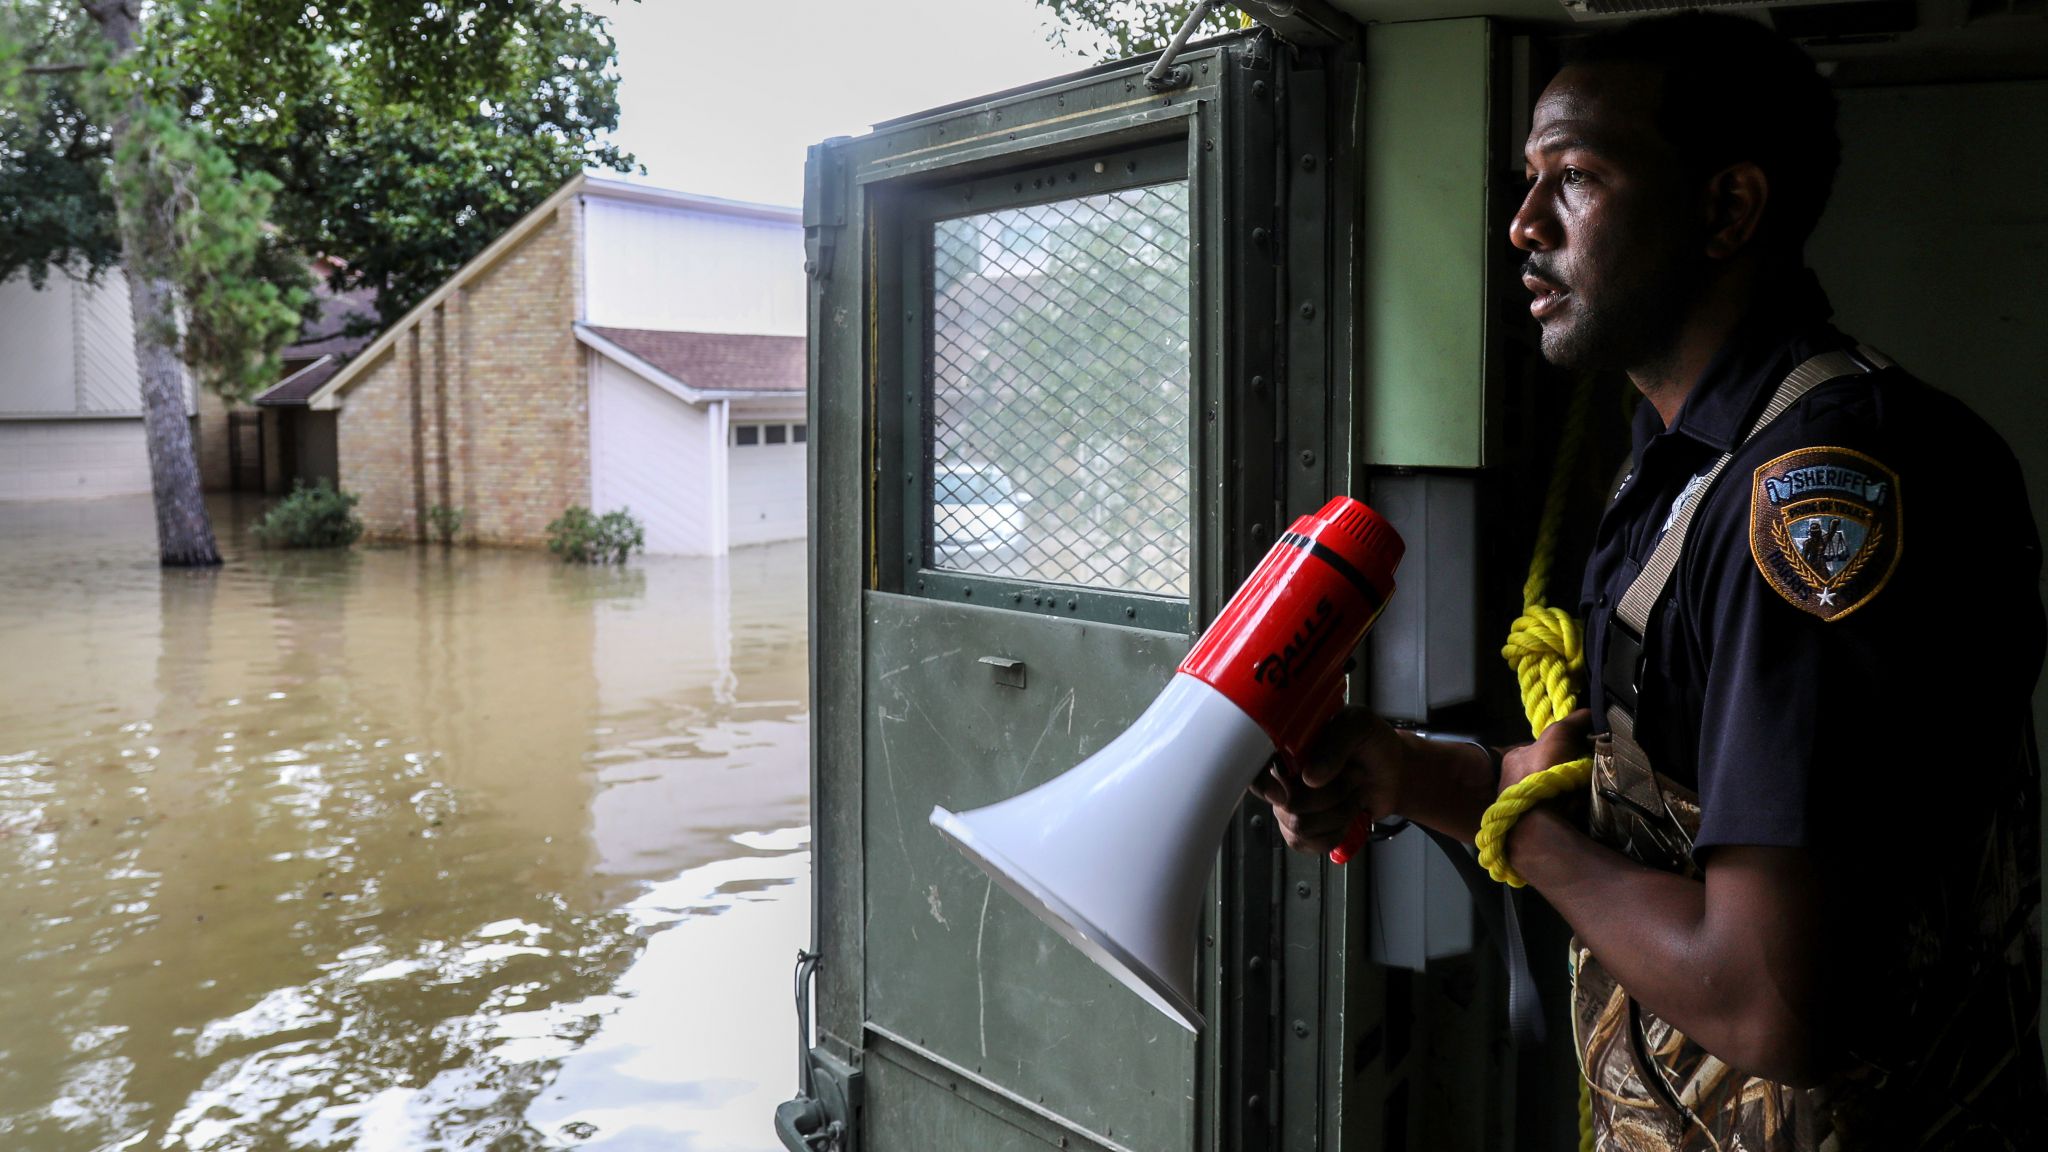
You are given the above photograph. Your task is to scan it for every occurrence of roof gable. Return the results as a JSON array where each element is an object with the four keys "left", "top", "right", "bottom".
[{"left": 302, "top": 174, "right": 588, "bottom": 410}]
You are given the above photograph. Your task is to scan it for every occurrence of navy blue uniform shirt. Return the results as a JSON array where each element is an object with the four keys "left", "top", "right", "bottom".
[
  {"left": 1579, "top": 271, "right": 2043, "bottom": 857},
  {"left": 1572, "top": 270, "right": 2048, "bottom": 1133}
]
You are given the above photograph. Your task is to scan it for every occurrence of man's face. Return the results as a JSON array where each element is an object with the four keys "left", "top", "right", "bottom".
[{"left": 1511, "top": 63, "right": 1704, "bottom": 372}]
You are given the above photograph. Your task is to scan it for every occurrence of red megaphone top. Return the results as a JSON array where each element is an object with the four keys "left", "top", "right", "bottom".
[{"left": 1176, "top": 495, "right": 1403, "bottom": 765}]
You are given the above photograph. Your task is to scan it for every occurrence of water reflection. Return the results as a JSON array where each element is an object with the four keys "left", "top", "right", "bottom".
[{"left": 0, "top": 496, "right": 809, "bottom": 1151}]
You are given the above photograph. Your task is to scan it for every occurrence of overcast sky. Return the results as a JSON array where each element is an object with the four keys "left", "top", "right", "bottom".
[{"left": 597, "top": 0, "right": 1097, "bottom": 208}]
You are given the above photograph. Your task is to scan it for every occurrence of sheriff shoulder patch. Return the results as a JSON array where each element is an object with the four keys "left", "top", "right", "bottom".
[{"left": 1749, "top": 446, "right": 1902, "bottom": 621}]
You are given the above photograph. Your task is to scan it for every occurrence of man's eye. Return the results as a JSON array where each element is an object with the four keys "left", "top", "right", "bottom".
[{"left": 1562, "top": 166, "right": 1586, "bottom": 185}]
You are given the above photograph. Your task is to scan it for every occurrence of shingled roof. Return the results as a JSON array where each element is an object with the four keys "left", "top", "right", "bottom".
[
  {"left": 253, "top": 355, "right": 343, "bottom": 407},
  {"left": 578, "top": 326, "right": 805, "bottom": 397}
]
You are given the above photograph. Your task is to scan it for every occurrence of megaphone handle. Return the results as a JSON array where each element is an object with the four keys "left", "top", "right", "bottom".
[{"left": 1274, "top": 675, "right": 1370, "bottom": 866}]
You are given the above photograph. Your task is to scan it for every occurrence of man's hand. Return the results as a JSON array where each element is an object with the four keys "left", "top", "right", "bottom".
[
  {"left": 1497, "top": 708, "right": 1593, "bottom": 793},
  {"left": 1246, "top": 707, "right": 1410, "bottom": 856}
]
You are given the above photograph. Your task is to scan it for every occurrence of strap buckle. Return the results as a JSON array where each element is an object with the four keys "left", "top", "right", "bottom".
[{"left": 1602, "top": 616, "right": 1646, "bottom": 715}]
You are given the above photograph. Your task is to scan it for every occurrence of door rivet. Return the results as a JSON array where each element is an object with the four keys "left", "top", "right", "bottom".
[
  {"left": 1293, "top": 1019, "right": 1310, "bottom": 1038},
  {"left": 1299, "top": 301, "right": 1317, "bottom": 320},
  {"left": 1125, "top": 607, "right": 1136, "bottom": 619},
  {"left": 1301, "top": 153, "right": 1317, "bottom": 172},
  {"left": 1300, "top": 449, "right": 1316, "bottom": 468},
  {"left": 1296, "top": 881, "right": 1312, "bottom": 898}
]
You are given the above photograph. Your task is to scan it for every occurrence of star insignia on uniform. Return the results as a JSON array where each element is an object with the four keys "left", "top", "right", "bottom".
[{"left": 1816, "top": 587, "right": 1837, "bottom": 607}]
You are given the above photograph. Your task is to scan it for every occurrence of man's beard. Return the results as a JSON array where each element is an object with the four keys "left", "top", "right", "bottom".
[{"left": 1532, "top": 250, "right": 1699, "bottom": 374}]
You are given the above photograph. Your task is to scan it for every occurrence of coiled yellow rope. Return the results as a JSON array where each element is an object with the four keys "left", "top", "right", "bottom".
[
  {"left": 1475, "top": 373, "right": 1600, "bottom": 1152},
  {"left": 1475, "top": 375, "right": 1597, "bottom": 887}
]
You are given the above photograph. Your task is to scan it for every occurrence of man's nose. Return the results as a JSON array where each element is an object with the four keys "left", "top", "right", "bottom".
[{"left": 1509, "top": 183, "right": 1558, "bottom": 253}]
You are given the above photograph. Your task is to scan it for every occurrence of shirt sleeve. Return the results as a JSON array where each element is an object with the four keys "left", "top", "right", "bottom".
[{"left": 1678, "top": 443, "right": 1904, "bottom": 853}]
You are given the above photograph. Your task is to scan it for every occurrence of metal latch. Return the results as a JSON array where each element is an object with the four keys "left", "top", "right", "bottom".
[{"left": 977, "top": 656, "right": 1026, "bottom": 689}]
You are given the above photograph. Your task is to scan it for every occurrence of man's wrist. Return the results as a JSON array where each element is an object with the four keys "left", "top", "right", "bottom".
[{"left": 1504, "top": 804, "right": 1571, "bottom": 881}]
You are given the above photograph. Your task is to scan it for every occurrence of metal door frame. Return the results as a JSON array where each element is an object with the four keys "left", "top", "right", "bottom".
[{"left": 805, "top": 30, "right": 1372, "bottom": 1151}]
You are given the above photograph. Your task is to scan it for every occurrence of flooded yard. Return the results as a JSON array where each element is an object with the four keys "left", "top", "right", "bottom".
[{"left": 0, "top": 496, "right": 810, "bottom": 1151}]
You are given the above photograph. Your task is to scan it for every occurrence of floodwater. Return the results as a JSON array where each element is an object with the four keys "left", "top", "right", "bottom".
[{"left": 0, "top": 496, "right": 811, "bottom": 1152}]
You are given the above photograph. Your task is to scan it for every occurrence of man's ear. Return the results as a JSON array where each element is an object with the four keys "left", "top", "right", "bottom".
[{"left": 1703, "top": 160, "right": 1769, "bottom": 260}]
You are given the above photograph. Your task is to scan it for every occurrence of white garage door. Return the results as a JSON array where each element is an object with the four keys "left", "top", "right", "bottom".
[
  {"left": 0, "top": 419, "right": 151, "bottom": 501},
  {"left": 726, "top": 419, "right": 805, "bottom": 547}
]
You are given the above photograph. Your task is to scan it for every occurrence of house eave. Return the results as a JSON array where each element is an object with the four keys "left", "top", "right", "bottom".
[
  {"left": 579, "top": 176, "right": 800, "bottom": 224},
  {"left": 252, "top": 354, "right": 336, "bottom": 408},
  {"left": 574, "top": 323, "right": 797, "bottom": 404}
]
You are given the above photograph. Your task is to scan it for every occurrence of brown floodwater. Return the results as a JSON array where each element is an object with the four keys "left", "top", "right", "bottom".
[{"left": 0, "top": 495, "right": 810, "bottom": 1151}]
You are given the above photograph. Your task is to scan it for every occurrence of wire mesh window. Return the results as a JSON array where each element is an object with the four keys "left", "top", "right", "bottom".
[{"left": 927, "top": 181, "right": 1193, "bottom": 598}]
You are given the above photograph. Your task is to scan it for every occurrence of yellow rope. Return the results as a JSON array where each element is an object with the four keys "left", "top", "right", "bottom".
[
  {"left": 1476, "top": 373, "right": 1601, "bottom": 1151},
  {"left": 1475, "top": 374, "right": 1597, "bottom": 887}
]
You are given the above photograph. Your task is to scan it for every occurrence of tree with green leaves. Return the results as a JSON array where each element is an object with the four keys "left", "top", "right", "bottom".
[
  {"left": 1036, "top": 0, "right": 1239, "bottom": 61},
  {"left": 0, "top": 1, "right": 632, "bottom": 565}
]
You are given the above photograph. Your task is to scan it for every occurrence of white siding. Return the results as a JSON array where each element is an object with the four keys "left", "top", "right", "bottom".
[
  {"left": 0, "top": 267, "right": 139, "bottom": 417},
  {"left": 73, "top": 272, "right": 139, "bottom": 414},
  {"left": 588, "top": 352, "right": 720, "bottom": 555},
  {"left": 0, "top": 419, "right": 150, "bottom": 500},
  {"left": 726, "top": 406, "right": 807, "bottom": 548},
  {"left": 2, "top": 271, "right": 81, "bottom": 414},
  {"left": 582, "top": 198, "right": 805, "bottom": 336}
]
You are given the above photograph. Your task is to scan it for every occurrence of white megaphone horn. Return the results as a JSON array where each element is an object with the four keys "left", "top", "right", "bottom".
[{"left": 931, "top": 495, "right": 1404, "bottom": 1031}]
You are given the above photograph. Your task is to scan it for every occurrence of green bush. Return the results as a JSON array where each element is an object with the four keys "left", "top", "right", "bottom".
[
  {"left": 252, "top": 480, "right": 364, "bottom": 549},
  {"left": 546, "top": 505, "right": 644, "bottom": 565},
  {"left": 427, "top": 504, "right": 467, "bottom": 544}
]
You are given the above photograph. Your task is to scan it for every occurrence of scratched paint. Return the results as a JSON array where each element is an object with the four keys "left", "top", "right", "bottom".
[{"left": 0, "top": 496, "right": 810, "bottom": 1152}]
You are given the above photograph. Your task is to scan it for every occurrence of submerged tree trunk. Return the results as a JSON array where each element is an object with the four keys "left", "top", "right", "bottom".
[
  {"left": 91, "top": 0, "right": 221, "bottom": 567},
  {"left": 125, "top": 271, "right": 220, "bottom": 565}
]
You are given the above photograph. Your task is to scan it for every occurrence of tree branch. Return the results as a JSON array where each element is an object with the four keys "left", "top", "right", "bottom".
[{"left": 23, "top": 61, "right": 92, "bottom": 75}]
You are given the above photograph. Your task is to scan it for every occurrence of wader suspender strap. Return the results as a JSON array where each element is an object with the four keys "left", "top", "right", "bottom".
[
  {"left": 1424, "top": 823, "right": 1548, "bottom": 1046},
  {"left": 1593, "top": 343, "right": 1890, "bottom": 1128}
]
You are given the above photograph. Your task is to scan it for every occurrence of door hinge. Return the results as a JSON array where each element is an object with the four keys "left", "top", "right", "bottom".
[{"left": 804, "top": 140, "right": 849, "bottom": 282}]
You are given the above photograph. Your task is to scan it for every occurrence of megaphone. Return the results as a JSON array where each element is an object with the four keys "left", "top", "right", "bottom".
[{"left": 931, "top": 496, "right": 1404, "bottom": 1031}]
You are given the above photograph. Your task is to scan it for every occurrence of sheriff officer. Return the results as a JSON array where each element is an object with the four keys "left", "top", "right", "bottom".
[{"left": 1254, "top": 13, "right": 2045, "bottom": 1150}]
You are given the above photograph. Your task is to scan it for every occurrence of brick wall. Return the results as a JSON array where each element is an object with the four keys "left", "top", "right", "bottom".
[{"left": 335, "top": 202, "right": 589, "bottom": 546}]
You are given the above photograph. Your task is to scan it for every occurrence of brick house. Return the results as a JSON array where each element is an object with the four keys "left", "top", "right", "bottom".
[{"left": 259, "top": 175, "right": 806, "bottom": 555}]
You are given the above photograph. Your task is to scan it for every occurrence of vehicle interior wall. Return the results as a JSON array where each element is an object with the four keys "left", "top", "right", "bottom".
[{"left": 1808, "top": 76, "right": 2048, "bottom": 1053}]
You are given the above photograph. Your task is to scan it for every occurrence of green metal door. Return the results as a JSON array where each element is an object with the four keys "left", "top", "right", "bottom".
[{"left": 801, "top": 31, "right": 1373, "bottom": 1152}]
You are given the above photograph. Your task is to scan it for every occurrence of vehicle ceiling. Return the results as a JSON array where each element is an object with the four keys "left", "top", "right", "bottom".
[{"left": 1316, "top": 1, "right": 2048, "bottom": 83}]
